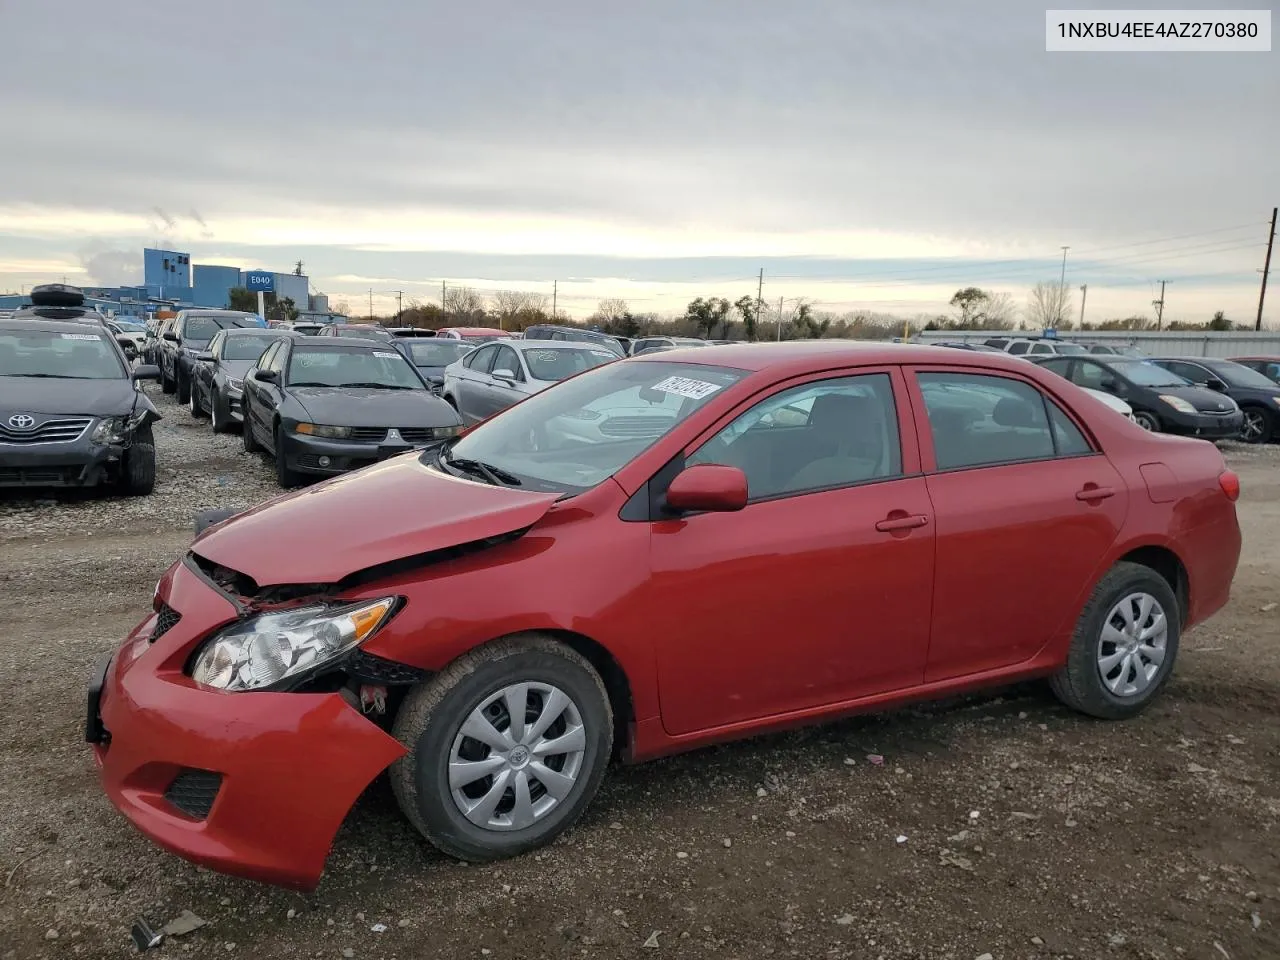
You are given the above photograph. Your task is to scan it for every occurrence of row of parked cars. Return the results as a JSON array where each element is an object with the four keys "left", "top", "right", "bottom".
[{"left": 931, "top": 337, "right": 1280, "bottom": 444}]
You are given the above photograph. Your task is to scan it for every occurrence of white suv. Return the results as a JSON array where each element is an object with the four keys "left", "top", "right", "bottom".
[{"left": 1004, "top": 338, "right": 1089, "bottom": 358}]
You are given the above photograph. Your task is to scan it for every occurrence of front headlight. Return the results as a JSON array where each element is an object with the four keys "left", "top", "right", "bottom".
[
  {"left": 225, "top": 377, "right": 244, "bottom": 391},
  {"left": 1271, "top": 396, "right": 1280, "bottom": 408},
  {"left": 432, "top": 424, "right": 463, "bottom": 439},
  {"left": 1159, "top": 395, "right": 1197, "bottom": 414},
  {"left": 190, "top": 597, "right": 395, "bottom": 691},
  {"left": 90, "top": 416, "right": 128, "bottom": 444},
  {"left": 295, "top": 422, "right": 353, "bottom": 439}
]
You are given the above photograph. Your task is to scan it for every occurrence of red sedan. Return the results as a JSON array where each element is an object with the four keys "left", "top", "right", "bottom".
[{"left": 86, "top": 342, "right": 1241, "bottom": 889}]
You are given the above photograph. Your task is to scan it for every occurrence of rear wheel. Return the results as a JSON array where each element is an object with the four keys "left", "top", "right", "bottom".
[
  {"left": 118, "top": 424, "right": 156, "bottom": 496},
  {"left": 1049, "top": 561, "right": 1180, "bottom": 720},
  {"left": 1239, "top": 405, "right": 1273, "bottom": 444},
  {"left": 391, "top": 636, "right": 613, "bottom": 862},
  {"left": 1132, "top": 410, "right": 1160, "bottom": 432}
]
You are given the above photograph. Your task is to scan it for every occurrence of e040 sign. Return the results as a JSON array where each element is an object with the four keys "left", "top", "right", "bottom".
[{"left": 244, "top": 271, "right": 275, "bottom": 292}]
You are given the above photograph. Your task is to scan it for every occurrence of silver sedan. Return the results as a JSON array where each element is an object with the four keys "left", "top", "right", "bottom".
[{"left": 441, "top": 339, "right": 619, "bottom": 424}]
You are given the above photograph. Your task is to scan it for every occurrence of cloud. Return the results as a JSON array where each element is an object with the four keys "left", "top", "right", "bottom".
[{"left": 76, "top": 243, "right": 142, "bottom": 285}]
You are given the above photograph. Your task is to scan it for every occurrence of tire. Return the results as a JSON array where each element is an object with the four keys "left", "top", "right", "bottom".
[
  {"left": 274, "top": 424, "right": 302, "bottom": 488},
  {"left": 161, "top": 364, "right": 175, "bottom": 395},
  {"left": 241, "top": 409, "right": 260, "bottom": 453},
  {"left": 391, "top": 636, "right": 613, "bottom": 862},
  {"left": 1239, "top": 405, "right": 1274, "bottom": 444},
  {"left": 210, "top": 389, "right": 232, "bottom": 434},
  {"left": 189, "top": 383, "right": 206, "bottom": 418},
  {"left": 1132, "top": 410, "right": 1160, "bottom": 432},
  {"left": 118, "top": 424, "right": 156, "bottom": 496},
  {"left": 1049, "top": 561, "right": 1180, "bottom": 720},
  {"left": 176, "top": 370, "right": 191, "bottom": 404}
]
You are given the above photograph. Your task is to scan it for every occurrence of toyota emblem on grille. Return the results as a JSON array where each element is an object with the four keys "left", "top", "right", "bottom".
[{"left": 7, "top": 414, "right": 35, "bottom": 430}]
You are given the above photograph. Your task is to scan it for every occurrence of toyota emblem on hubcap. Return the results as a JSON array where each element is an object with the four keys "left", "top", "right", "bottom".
[{"left": 7, "top": 414, "right": 35, "bottom": 430}]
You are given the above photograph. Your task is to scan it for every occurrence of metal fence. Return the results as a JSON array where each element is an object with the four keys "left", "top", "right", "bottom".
[{"left": 914, "top": 329, "right": 1280, "bottom": 359}]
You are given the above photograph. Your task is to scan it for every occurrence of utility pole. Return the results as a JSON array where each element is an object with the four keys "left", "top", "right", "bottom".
[
  {"left": 1257, "top": 206, "right": 1277, "bottom": 331},
  {"left": 441, "top": 281, "right": 446, "bottom": 311},
  {"left": 368, "top": 288, "right": 374, "bottom": 323},
  {"left": 755, "top": 268, "right": 764, "bottom": 342},
  {"left": 394, "top": 290, "right": 403, "bottom": 323},
  {"left": 1058, "top": 246, "right": 1070, "bottom": 327},
  {"left": 1078, "top": 284, "right": 1088, "bottom": 328},
  {"left": 552, "top": 280, "right": 558, "bottom": 319},
  {"left": 1153, "top": 280, "right": 1167, "bottom": 330},
  {"left": 776, "top": 296, "right": 784, "bottom": 342}
]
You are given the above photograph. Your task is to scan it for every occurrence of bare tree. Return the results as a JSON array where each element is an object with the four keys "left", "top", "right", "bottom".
[
  {"left": 491, "top": 290, "right": 548, "bottom": 327},
  {"left": 595, "top": 298, "right": 630, "bottom": 325},
  {"left": 444, "top": 286, "right": 486, "bottom": 323},
  {"left": 332, "top": 300, "right": 351, "bottom": 317},
  {"left": 981, "top": 291, "right": 1017, "bottom": 329},
  {"left": 1026, "top": 281, "right": 1073, "bottom": 329}
]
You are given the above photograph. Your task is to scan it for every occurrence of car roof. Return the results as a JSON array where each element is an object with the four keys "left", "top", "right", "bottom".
[
  {"left": 0, "top": 317, "right": 117, "bottom": 335},
  {"left": 514, "top": 339, "right": 611, "bottom": 350},
  {"left": 181, "top": 309, "right": 258, "bottom": 317},
  {"left": 632, "top": 339, "right": 1050, "bottom": 375},
  {"left": 291, "top": 336, "right": 399, "bottom": 349}
]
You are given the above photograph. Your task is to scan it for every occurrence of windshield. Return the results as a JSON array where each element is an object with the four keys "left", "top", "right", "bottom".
[
  {"left": 406, "top": 340, "right": 475, "bottom": 366},
  {"left": 112, "top": 320, "right": 145, "bottom": 332},
  {"left": 1054, "top": 342, "right": 1087, "bottom": 354},
  {"left": 443, "top": 361, "right": 747, "bottom": 494},
  {"left": 523, "top": 346, "right": 617, "bottom": 381},
  {"left": 222, "top": 334, "right": 282, "bottom": 361},
  {"left": 286, "top": 345, "right": 425, "bottom": 389},
  {"left": 186, "top": 315, "right": 255, "bottom": 341},
  {"left": 1110, "top": 360, "right": 1189, "bottom": 388},
  {"left": 1206, "top": 361, "right": 1280, "bottom": 390},
  {"left": 0, "top": 330, "right": 126, "bottom": 379}
]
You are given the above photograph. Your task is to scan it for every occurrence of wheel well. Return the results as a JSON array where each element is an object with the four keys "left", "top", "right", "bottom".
[
  {"left": 537, "top": 629, "right": 635, "bottom": 761},
  {"left": 1117, "top": 545, "right": 1189, "bottom": 624}
]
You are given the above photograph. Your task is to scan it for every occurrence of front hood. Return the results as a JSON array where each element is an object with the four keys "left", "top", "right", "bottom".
[
  {"left": 0, "top": 377, "right": 138, "bottom": 417},
  {"left": 220, "top": 360, "right": 257, "bottom": 380},
  {"left": 192, "top": 454, "right": 559, "bottom": 585},
  {"left": 1164, "top": 386, "right": 1238, "bottom": 414},
  {"left": 290, "top": 387, "right": 458, "bottom": 426}
]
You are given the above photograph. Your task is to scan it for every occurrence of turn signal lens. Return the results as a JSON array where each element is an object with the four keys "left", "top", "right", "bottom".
[{"left": 1219, "top": 470, "right": 1240, "bottom": 502}]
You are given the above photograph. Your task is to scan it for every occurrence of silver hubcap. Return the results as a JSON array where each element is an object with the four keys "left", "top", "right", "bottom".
[
  {"left": 1241, "top": 411, "right": 1263, "bottom": 442},
  {"left": 449, "top": 682, "right": 586, "bottom": 831},
  {"left": 1135, "top": 413, "right": 1156, "bottom": 431},
  {"left": 1097, "top": 592, "right": 1168, "bottom": 697}
]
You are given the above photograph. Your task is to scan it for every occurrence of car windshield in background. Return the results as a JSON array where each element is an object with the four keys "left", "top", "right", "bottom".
[
  {"left": 187, "top": 316, "right": 254, "bottom": 340},
  {"left": 0, "top": 330, "right": 125, "bottom": 379},
  {"left": 1206, "top": 362, "right": 1279, "bottom": 390},
  {"left": 524, "top": 346, "right": 616, "bottom": 381},
  {"left": 112, "top": 320, "right": 146, "bottom": 332},
  {"left": 406, "top": 340, "right": 474, "bottom": 366},
  {"left": 222, "top": 334, "right": 281, "bottom": 361},
  {"left": 442, "top": 361, "right": 747, "bottom": 495},
  {"left": 1110, "top": 360, "right": 1189, "bottom": 388},
  {"left": 286, "top": 345, "right": 425, "bottom": 389},
  {"left": 1054, "top": 343, "right": 1088, "bottom": 354}
]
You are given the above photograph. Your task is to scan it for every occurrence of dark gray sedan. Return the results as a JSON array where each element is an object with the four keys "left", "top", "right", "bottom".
[
  {"left": 190, "top": 328, "right": 297, "bottom": 432},
  {"left": 240, "top": 337, "right": 463, "bottom": 487},
  {"left": 440, "top": 339, "right": 619, "bottom": 425}
]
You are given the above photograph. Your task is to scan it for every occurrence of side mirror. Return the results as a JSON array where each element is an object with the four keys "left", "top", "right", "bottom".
[
  {"left": 162, "top": 331, "right": 178, "bottom": 342},
  {"left": 131, "top": 365, "right": 161, "bottom": 381},
  {"left": 492, "top": 368, "right": 517, "bottom": 382},
  {"left": 253, "top": 369, "right": 279, "bottom": 383},
  {"left": 1207, "top": 378, "right": 1228, "bottom": 392},
  {"left": 196, "top": 351, "right": 215, "bottom": 362},
  {"left": 1098, "top": 377, "right": 1118, "bottom": 393},
  {"left": 665, "top": 464, "right": 748, "bottom": 514}
]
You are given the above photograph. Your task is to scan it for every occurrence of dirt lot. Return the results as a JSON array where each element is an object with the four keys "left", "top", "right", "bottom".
[{"left": 1, "top": 384, "right": 1277, "bottom": 960}]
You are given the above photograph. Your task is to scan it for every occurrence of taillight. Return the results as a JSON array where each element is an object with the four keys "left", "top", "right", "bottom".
[{"left": 1219, "top": 470, "right": 1240, "bottom": 502}]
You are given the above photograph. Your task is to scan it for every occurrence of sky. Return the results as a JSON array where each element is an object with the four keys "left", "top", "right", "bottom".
[{"left": 1, "top": 0, "right": 1276, "bottom": 326}]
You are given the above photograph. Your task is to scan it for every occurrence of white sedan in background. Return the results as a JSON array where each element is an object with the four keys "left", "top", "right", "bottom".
[
  {"left": 441, "top": 339, "right": 619, "bottom": 424},
  {"left": 1081, "top": 386, "right": 1137, "bottom": 422}
]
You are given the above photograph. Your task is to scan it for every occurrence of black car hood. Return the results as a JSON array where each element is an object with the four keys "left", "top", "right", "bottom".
[
  {"left": 1159, "top": 384, "right": 1239, "bottom": 414},
  {"left": 219, "top": 359, "right": 259, "bottom": 380},
  {"left": 288, "top": 387, "right": 459, "bottom": 426},
  {"left": 0, "top": 377, "right": 142, "bottom": 417}
]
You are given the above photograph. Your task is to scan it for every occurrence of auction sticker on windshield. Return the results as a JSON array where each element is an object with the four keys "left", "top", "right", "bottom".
[
  {"left": 373, "top": 351, "right": 400, "bottom": 359},
  {"left": 60, "top": 333, "right": 102, "bottom": 341},
  {"left": 652, "top": 375, "right": 723, "bottom": 400}
]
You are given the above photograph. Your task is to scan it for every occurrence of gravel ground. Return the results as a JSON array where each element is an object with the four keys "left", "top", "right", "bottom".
[{"left": 1, "top": 386, "right": 1277, "bottom": 960}]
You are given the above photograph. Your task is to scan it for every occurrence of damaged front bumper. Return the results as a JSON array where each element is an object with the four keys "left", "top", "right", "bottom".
[{"left": 87, "top": 559, "right": 406, "bottom": 890}]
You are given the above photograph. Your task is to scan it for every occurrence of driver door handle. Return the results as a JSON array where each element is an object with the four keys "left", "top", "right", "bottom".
[
  {"left": 1076, "top": 485, "right": 1116, "bottom": 502},
  {"left": 875, "top": 513, "right": 930, "bottom": 532}
]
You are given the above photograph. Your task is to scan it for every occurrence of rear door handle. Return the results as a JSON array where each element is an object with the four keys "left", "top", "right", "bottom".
[
  {"left": 1076, "top": 485, "right": 1116, "bottom": 502},
  {"left": 875, "top": 514, "right": 930, "bottom": 532}
]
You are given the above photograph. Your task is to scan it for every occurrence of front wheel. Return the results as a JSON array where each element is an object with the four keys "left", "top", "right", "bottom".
[
  {"left": 1239, "top": 405, "right": 1274, "bottom": 444},
  {"left": 161, "top": 365, "right": 175, "bottom": 395},
  {"left": 176, "top": 370, "right": 191, "bottom": 404},
  {"left": 210, "top": 389, "right": 231, "bottom": 434},
  {"left": 189, "top": 383, "right": 206, "bottom": 418},
  {"left": 1132, "top": 410, "right": 1160, "bottom": 432},
  {"left": 391, "top": 636, "right": 613, "bottom": 862},
  {"left": 274, "top": 424, "right": 302, "bottom": 487},
  {"left": 118, "top": 424, "right": 156, "bottom": 496},
  {"left": 241, "top": 409, "right": 260, "bottom": 453},
  {"left": 1049, "top": 561, "right": 1180, "bottom": 720}
]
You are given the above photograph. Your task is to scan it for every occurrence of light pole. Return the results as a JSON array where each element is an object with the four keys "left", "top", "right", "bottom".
[{"left": 1058, "top": 246, "right": 1070, "bottom": 328}]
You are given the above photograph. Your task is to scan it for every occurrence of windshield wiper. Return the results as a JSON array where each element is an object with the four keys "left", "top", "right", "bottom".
[
  {"left": 288, "top": 381, "right": 332, "bottom": 388},
  {"left": 337, "top": 382, "right": 414, "bottom": 389},
  {"left": 0, "top": 373, "right": 87, "bottom": 378},
  {"left": 439, "top": 446, "right": 522, "bottom": 486}
]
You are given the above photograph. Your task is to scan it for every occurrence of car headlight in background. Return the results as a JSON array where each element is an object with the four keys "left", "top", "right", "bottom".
[
  {"left": 1158, "top": 395, "right": 1197, "bottom": 414},
  {"left": 225, "top": 377, "right": 244, "bottom": 391},
  {"left": 294, "top": 423, "right": 354, "bottom": 439},
  {"left": 431, "top": 424, "right": 464, "bottom": 439},
  {"left": 190, "top": 597, "right": 396, "bottom": 691},
  {"left": 90, "top": 416, "right": 128, "bottom": 444}
]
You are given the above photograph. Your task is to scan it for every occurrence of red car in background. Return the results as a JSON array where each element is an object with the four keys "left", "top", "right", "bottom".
[{"left": 86, "top": 342, "right": 1241, "bottom": 889}]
